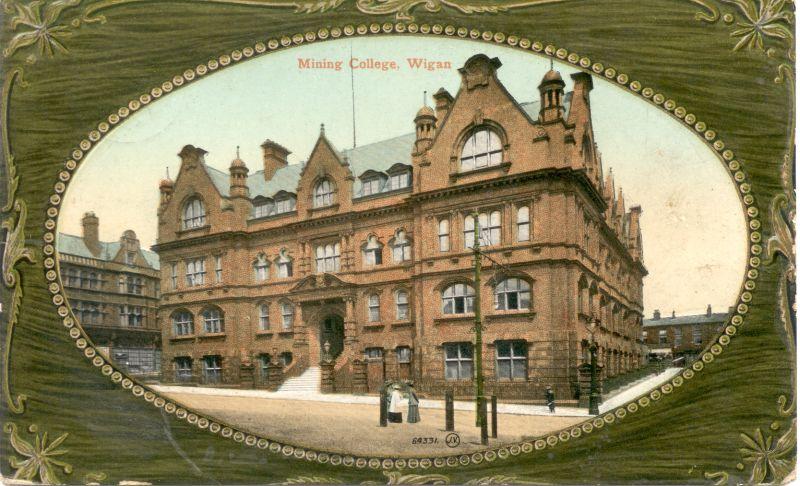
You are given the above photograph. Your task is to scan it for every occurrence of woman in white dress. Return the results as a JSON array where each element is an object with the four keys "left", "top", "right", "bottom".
[{"left": 388, "top": 384, "right": 403, "bottom": 423}]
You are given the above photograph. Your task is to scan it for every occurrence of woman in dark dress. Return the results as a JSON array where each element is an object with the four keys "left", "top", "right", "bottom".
[{"left": 406, "top": 383, "right": 420, "bottom": 423}]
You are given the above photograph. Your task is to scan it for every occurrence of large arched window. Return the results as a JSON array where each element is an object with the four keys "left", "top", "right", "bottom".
[
  {"left": 494, "top": 278, "right": 531, "bottom": 311},
  {"left": 460, "top": 128, "right": 502, "bottom": 172},
  {"left": 442, "top": 283, "right": 475, "bottom": 315},
  {"left": 313, "top": 179, "right": 335, "bottom": 208},
  {"left": 315, "top": 243, "right": 340, "bottom": 273},
  {"left": 201, "top": 306, "right": 224, "bottom": 333},
  {"left": 182, "top": 197, "right": 206, "bottom": 229},
  {"left": 172, "top": 310, "right": 194, "bottom": 336}
]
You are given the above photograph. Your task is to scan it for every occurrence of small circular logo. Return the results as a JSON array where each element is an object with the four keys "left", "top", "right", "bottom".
[{"left": 445, "top": 433, "right": 460, "bottom": 448}]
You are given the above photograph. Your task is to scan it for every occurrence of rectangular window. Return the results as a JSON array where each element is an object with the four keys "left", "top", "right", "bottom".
[
  {"left": 175, "top": 357, "right": 193, "bottom": 382},
  {"left": 215, "top": 255, "right": 223, "bottom": 283},
  {"left": 126, "top": 252, "right": 136, "bottom": 265},
  {"left": 315, "top": 243, "right": 340, "bottom": 273},
  {"left": 203, "top": 356, "right": 222, "bottom": 384},
  {"left": 438, "top": 219, "right": 450, "bottom": 252},
  {"left": 464, "top": 211, "right": 501, "bottom": 249},
  {"left": 281, "top": 303, "right": 294, "bottom": 330},
  {"left": 361, "top": 178, "right": 382, "bottom": 196},
  {"left": 365, "top": 347, "right": 383, "bottom": 359},
  {"left": 396, "top": 346, "right": 412, "bottom": 363},
  {"left": 659, "top": 329, "right": 668, "bottom": 345},
  {"left": 391, "top": 172, "right": 409, "bottom": 190},
  {"left": 674, "top": 327, "right": 682, "bottom": 347},
  {"left": 171, "top": 263, "right": 178, "bottom": 289},
  {"left": 496, "top": 340, "right": 527, "bottom": 380},
  {"left": 392, "top": 242, "right": 411, "bottom": 262},
  {"left": 274, "top": 197, "right": 295, "bottom": 214},
  {"left": 444, "top": 342, "right": 473, "bottom": 381},
  {"left": 395, "top": 291, "right": 409, "bottom": 320},
  {"left": 364, "top": 247, "right": 382, "bottom": 266},
  {"left": 641, "top": 331, "right": 648, "bottom": 342},
  {"left": 119, "top": 305, "right": 128, "bottom": 327},
  {"left": 185, "top": 258, "right": 206, "bottom": 286},
  {"left": 517, "top": 206, "right": 530, "bottom": 242},
  {"left": 278, "top": 260, "right": 292, "bottom": 278},
  {"left": 368, "top": 294, "right": 380, "bottom": 323},
  {"left": 693, "top": 325, "right": 703, "bottom": 345},
  {"left": 259, "top": 304, "right": 270, "bottom": 331}
]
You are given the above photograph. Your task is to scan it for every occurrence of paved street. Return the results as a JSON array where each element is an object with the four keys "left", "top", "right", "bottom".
[{"left": 161, "top": 392, "right": 584, "bottom": 456}]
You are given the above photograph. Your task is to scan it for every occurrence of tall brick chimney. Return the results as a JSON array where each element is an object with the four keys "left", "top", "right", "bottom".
[
  {"left": 261, "top": 140, "right": 290, "bottom": 181},
  {"left": 82, "top": 212, "right": 101, "bottom": 256}
]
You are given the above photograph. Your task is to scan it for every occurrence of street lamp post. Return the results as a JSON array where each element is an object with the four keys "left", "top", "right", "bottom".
[
  {"left": 472, "top": 211, "right": 486, "bottom": 436},
  {"left": 586, "top": 317, "right": 601, "bottom": 415}
]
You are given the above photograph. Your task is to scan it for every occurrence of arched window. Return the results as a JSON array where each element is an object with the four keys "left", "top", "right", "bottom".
[
  {"left": 280, "top": 302, "right": 294, "bottom": 330},
  {"left": 258, "top": 303, "right": 270, "bottom": 331},
  {"left": 395, "top": 290, "right": 409, "bottom": 320},
  {"left": 313, "top": 179, "right": 335, "bottom": 208},
  {"left": 464, "top": 211, "right": 501, "bottom": 248},
  {"left": 253, "top": 254, "right": 269, "bottom": 281},
  {"left": 516, "top": 206, "right": 530, "bottom": 242},
  {"left": 438, "top": 218, "right": 450, "bottom": 252},
  {"left": 363, "top": 236, "right": 383, "bottom": 266},
  {"left": 460, "top": 128, "right": 502, "bottom": 171},
  {"left": 276, "top": 249, "right": 293, "bottom": 278},
  {"left": 202, "top": 307, "right": 224, "bottom": 333},
  {"left": 392, "top": 230, "right": 411, "bottom": 262},
  {"left": 494, "top": 278, "right": 531, "bottom": 311},
  {"left": 315, "top": 243, "right": 340, "bottom": 273},
  {"left": 442, "top": 283, "right": 475, "bottom": 315},
  {"left": 182, "top": 198, "right": 206, "bottom": 229},
  {"left": 172, "top": 310, "right": 194, "bottom": 336},
  {"left": 367, "top": 294, "right": 380, "bottom": 322}
]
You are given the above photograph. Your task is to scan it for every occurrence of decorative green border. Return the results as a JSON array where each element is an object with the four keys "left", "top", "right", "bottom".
[{"left": 30, "top": 21, "right": 769, "bottom": 471}]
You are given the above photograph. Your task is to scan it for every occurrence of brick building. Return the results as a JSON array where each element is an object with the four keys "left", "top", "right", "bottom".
[
  {"left": 154, "top": 54, "right": 647, "bottom": 400},
  {"left": 642, "top": 305, "right": 729, "bottom": 360},
  {"left": 58, "top": 212, "right": 162, "bottom": 378}
]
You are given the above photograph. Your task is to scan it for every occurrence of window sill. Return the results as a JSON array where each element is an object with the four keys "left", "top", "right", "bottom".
[
  {"left": 486, "top": 311, "right": 536, "bottom": 320},
  {"left": 363, "top": 322, "right": 384, "bottom": 329},
  {"left": 449, "top": 162, "right": 511, "bottom": 181},
  {"left": 199, "top": 333, "right": 226, "bottom": 339},
  {"left": 170, "top": 335, "right": 196, "bottom": 341},
  {"left": 176, "top": 224, "right": 211, "bottom": 236},
  {"left": 434, "top": 315, "right": 475, "bottom": 323},
  {"left": 256, "top": 330, "right": 274, "bottom": 336},
  {"left": 278, "top": 330, "right": 294, "bottom": 336},
  {"left": 247, "top": 210, "right": 298, "bottom": 223},
  {"left": 309, "top": 203, "right": 340, "bottom": 213},
  {"left": 391, "top": 320, "right": 414, "bottom": 327}
]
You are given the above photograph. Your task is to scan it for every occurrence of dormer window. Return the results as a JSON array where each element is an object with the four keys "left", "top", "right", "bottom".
[
  {"left": 360, "top": 174, "right": 386, "bottom": 196},
  {"left": 388, "top": 167, "right": 411, "bottom": 190},
  {"left": 460, "top": 128, "right": 502, "bottom": 172},
  {"left": 274, "top": 193, "right": 296, "bottom": 214},
  {"left": 313, "top": 179, "right": 335, "bottom": 208},
  {"left": 182, "top": 197, "right": 206, "bottom": 229},
  {"left": 253, "top": 198, "right": 274, "bottom": 219}
]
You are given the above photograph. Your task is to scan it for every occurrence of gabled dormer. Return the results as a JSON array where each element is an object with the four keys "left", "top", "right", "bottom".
[{"left": 296, "top": 125, "right": 354, "bottom": 216}]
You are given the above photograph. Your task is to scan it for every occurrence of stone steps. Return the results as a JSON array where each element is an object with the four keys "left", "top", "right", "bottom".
[{"left": 276, "top": 367, "right": 321, "bottom": 393}]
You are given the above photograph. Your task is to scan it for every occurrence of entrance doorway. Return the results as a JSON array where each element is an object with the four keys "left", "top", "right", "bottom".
[{"left": 320, "top": 315, "right": 345, "bottom": 360}]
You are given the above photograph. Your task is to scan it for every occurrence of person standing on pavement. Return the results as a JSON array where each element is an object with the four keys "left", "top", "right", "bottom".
[
  {"left": 545, "top": 386, "right": 556, "bottom": 413},
  {"left": 388, "top": 384, "right": 403, "bottom": 423},
  {"left": 406, "top": 383, "right": 420, "bottom": 424}
]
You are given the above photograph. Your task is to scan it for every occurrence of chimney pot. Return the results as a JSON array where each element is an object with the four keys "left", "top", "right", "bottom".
[{"left": 706, "top": 304, "right": 712, "bottom": 316}]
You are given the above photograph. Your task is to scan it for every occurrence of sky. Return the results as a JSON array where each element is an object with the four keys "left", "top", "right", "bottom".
[{"left": 59, "top": 36, "right": 748, "bottom": 317}]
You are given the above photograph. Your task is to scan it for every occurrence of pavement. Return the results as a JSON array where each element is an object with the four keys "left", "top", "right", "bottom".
[{"left": 153, "top": 367, "right": 682, "bottom": 417}]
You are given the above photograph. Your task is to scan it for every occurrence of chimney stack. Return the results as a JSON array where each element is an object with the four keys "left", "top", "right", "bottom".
[
  {"left": 653, "top": 309, "right": 661, "bottom": 320},
  {"left": 671, "top": 310, "right": 676, "bottom": 318},
  {"left": 707, "top": 304, "right": 712, "bottom": 316},
  {"left": 261, "top": 140, "right": 290, "bottom": 181},
  {"left": 433, "top": 87, "right": 454, "bottom": 122},
  {"left": 82, "top": 212, "right": 101, "bottom": 256}
]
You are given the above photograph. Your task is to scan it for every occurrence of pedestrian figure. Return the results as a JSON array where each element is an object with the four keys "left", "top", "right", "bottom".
[
  {"left": 407, "top": 382, "right": 420, "bottom": 424},
  {"left": 388, "top": 384, "right": 403, "bottom": 423},
  {"left": 545, "top": 386, "right": 556, "bottom": 413}
]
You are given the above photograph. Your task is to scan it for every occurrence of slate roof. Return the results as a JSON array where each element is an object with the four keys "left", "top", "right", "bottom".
[
  {"left": 643, "top": 312, "right": 728, "bottom": 328},
  {"left": 57, "top": 233, "right": 160, "bottom": 270},
  {"left": 202, "top": 93, "right": 574, "bottom": 201}
]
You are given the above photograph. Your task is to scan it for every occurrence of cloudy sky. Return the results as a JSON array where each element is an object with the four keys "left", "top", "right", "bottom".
[{"left": 59, "top": 36, "right": 747, "bottom": 317}]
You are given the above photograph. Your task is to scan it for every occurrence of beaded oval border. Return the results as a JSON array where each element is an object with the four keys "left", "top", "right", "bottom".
[{"left": 40, "top": 22, "right": 762, "bottom": 470}]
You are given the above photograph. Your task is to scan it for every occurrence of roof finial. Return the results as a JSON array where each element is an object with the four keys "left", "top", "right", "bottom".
[
  {"left": 236, "top": 145, "right": 240, "bottom": 159},
  {"left": 423, "top": 90, "right": 428, "bottom": 107},
  {"left": 320, "top": 123, "right": 325, "bottom": 135},
  {"left": 166, "top": 166, "right": 170, "bottom": 179}
]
